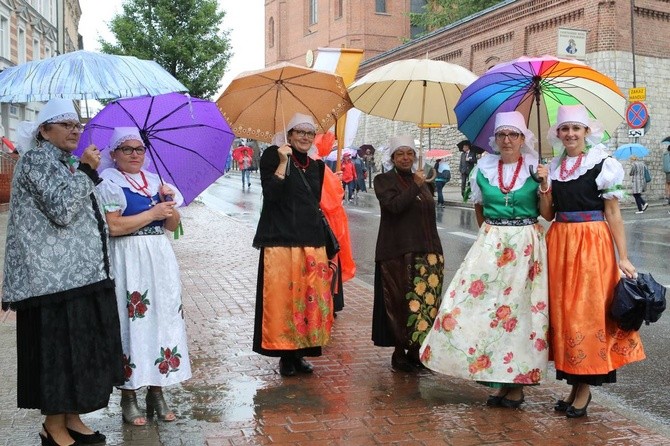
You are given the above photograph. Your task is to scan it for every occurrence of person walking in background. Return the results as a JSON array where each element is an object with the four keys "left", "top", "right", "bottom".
[
  {"left": 433, "top": 158, "right": 451, "bottom": 207},
  {"left": 420, "top": 112, "right": 552, "bottom": 409},
  {"left": 458, "top": 140, "right": 477, "bottom": 199},
  {"left": 629, "top": 156, "right": 648, "bottom": 214},
  {"left": 340, "top": 153, "right": 357, "bottom": 202},
  {"left": 662, "top": 142, "right": 670, "bottom": 206},
  {"left": 240, "top": 150, "right": 253, "bottom": 189},
  {"left": 372, "top": 135, "right": 444, "bottom": 372},
  {"left": 252, "top": 113, "right": 334, "bottom": 377},
  {"left": 544, "top": 104, "right": 644, "bottom": 418},
  {"left": 97, "top": 127, "right": 191, "bottom": 426},
  {"left": 353, "top": 154, "right": 367, "bottom": 194},
  {"left": 2, "top": 99, "right": 124, "bottom": 446}
]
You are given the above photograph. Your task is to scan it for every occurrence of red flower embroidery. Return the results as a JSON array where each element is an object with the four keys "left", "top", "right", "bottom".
[
  {"left": 523, "top": 244, "right": 532, "bottom": 256},
  {"left": 503, "top": 286, "right": 512, "bottom": 296},
  {"left": 127, "top": 290, "right": 150, "bottom": 321},
  {"left": 495, "top": 305, "right": 511, "bottom": 320},
  {"left": 420, "top": 345, "right": 432, "bottom": 363},
  {"left": 534, "top": 338, "right": 548, "bottom": 351},
  {"left": 154, "top": 346, "right": 182, "bottom": 377},
  {"left": 441, "top": 312, "right": 458, "bottom": 332},
  {"left": 122, "top": 354, "right": 136, "bottom": 382},
  {"left": 528, "top": 260, "right": 542, "bottom": 281},
  {"left": 503, "top": 352, "right": 513, "bottom": 364},
  {"left": 496, "top": 247, "right": 516, "bottom": 267},
  {"left": 468, "top": 354, "right": 491, "bottom": 374},
  {"left": 502, "top": 317, "right": 518, "bottom": 333},
  {"left": 305, "top": 255, "right": 317, "bottom": 272},
  {"left": 468, "top": 279, "right": 486, "bottom": 297}
]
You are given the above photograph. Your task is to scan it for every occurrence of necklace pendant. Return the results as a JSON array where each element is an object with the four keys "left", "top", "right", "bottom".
[{"left": 504, "top": 193, "right": 510, "bottom": 207}]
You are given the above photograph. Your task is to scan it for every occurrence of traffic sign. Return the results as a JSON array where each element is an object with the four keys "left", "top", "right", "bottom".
[
  {"left": 625, "top": 102, "right": 648, "bottom": 129},
  {"left": 628, "top": 87, "right": 646, "bottom": 101}
]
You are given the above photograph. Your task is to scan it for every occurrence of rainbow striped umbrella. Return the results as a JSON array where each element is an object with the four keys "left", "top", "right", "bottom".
[{"left": 454, "top": 56, "right": 626, "bottom": 157}]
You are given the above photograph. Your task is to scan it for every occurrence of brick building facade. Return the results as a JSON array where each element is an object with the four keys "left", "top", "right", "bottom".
[
  {"left": 264, "top": 0, "right": 427, "bottom": 66},
  {"left": 350, "top": 0, "right": 670, "bottom": 200}
]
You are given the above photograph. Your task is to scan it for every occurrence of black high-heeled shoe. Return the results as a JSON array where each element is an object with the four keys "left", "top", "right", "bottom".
[
  {"left": 293, "top": 356, "right": 314, "bottom": 374},
  {"left": 566, "top": 392, "right": 592, "bottom": 418},
  {"left": 554, "top": 398, "right": 571, "bottom": 412},
  {"left": 40, "top": 424, "right": 81, "bottom": 446},
  {"left": 279, "top": 356, "right": 296, "bottom": 376}
]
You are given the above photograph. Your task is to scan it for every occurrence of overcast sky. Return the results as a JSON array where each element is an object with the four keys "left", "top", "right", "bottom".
[{"left": 77, "top": 0, "right": 265, "bottom": 98}]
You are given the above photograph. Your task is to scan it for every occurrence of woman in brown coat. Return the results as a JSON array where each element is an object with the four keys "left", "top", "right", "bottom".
[{"left": 372, "top": 135, "right": 444, "bottom": 372}]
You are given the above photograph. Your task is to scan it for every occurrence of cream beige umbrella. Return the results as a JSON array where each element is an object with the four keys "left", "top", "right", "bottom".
[
  {"left": 217, "top": 62, "right": 353, "bottom": 143},
  {"left": 348, "top": 58, "right": 478, "bottom": 165}
]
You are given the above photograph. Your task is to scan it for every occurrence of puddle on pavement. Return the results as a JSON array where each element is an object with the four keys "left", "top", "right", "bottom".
[{"left": 179, "top": 376, "right": 262, "bottom": 423}]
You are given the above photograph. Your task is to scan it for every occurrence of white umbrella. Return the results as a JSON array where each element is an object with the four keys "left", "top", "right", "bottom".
[
  {"left": 0, "top": 50, "right": 187, "bottom": 103},
  {"left": 348, "top": 58, "right": 478, "bottom": 162}
]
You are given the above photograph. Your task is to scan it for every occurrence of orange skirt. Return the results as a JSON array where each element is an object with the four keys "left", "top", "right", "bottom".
[
  {"left": 259, "top": 246, "right": 334, "bottom": 351},
  {"left": 547, "top": 221, "right": 645, "bottom": 375}
]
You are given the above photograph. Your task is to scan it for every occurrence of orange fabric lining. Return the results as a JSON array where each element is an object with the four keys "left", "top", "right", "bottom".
[
  {"left": 547, "top": 221, "right": 645, "bottom": 375},
  {"left": 261, "top": 247, "right": 334, "bottom": 351}
]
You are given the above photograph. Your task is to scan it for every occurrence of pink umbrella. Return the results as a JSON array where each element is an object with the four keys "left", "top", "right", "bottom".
[{"left": 424, "top": 149, "right": 452, "bottom": 158}]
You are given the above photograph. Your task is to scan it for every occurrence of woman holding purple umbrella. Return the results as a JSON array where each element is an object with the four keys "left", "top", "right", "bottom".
[{"left": 97, "top": 127, "right": 191, "bottom": 426}]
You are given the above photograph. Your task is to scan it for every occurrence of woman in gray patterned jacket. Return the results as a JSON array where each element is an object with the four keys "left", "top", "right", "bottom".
[{"left": 2, "top": 99, "right": 124, "bottom": 446}]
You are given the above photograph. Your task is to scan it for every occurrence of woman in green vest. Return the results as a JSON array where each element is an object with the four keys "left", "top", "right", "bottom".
[{"left": 420, "top": 111, "right": 553, "bottom": 408}]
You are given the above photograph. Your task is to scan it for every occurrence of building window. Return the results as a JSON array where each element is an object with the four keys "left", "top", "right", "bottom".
[
  {"left": 33, "top": 38, "right": 41, "bottom": 61},
  {"left": 18, "top": 28, "right": 26, "bottom": 63},
  {"left": 268, "top": 17, "right": 275, "bottom": 48},
  {"left": 0, "top": 16, "right": 9, "bottom": 59},
  {"left": 309, "top": 0, "right": 318, "bottom": 25},
  {"left": 376, "top": 0, "right": 386, "bottom": 13},
  {"left": 335, "top": 0, "right": 343, "bottom": 19}
]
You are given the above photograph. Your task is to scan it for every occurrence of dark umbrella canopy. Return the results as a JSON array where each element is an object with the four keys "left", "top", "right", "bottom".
[
  {"left": 457, "top": 139, "right": 485, "bottom": 155},
  {"left": 358, "top": 144, "right": 375, "bottom": 157},
  {"left": 77, "top": 93, "right": 234, "bottom": 205}
]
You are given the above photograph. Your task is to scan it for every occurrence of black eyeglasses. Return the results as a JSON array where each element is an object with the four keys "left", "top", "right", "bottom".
[
  {"left": 293, "top": 129, "right": 316, "bottom": 138},
  {"left": 495, "top": 132, "right": 521, "bottom": 141},
  {"left": 116, "top": 145, "right": 147, "bottom": 155},
  {"left": 54, "top": 122, "right": 84, "bottom": 132}
]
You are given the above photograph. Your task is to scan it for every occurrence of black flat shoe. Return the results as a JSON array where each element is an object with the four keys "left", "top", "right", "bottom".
[
  {"left": 566, "top": 392, "right": 592, "bottom": 418},
  {"left": 486, "top": 395, "right": 503, "bottom": 407},
  {"left": 500, "top": 394, "right": 525, "bottom": 409},
  {"left": 554, "top": 399, "right": 571, "bottom": 412},
  {"left": 294, "top": 357, "right": 314, "bottom": 374},
  {"left": 279, "top": 357, "right": 296, "bottom": 376},
  {"left": 66, "top": 429, "right": 105, "bottom": 444},
  {"left": 391, "top": 351, "right": 414, "bottom": 372},
  {"left": 40, "top": 424, "right": 81, "bottom": 446}
]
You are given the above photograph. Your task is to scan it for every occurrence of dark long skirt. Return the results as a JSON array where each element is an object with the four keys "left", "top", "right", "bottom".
[
  {"left": 15, "top": 279, "right": 124, "bottom": 415},
  {"left": 372, "top": 252, "right": 444, "bottom": 349}
]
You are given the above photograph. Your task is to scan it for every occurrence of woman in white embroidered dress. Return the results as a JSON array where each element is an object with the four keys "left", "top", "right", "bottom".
[
  {"left": 420, "top": 112, "right": 553, "bottom": 408},
  {"left": 97, "top": 127, "right": 191, "bottom": 425}
]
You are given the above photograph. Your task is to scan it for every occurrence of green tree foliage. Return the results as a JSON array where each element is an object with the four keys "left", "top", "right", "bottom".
[
  {"left": 410, "top": 0, "right": 501, "bottom": 35},
  {"left": 99, "top": 0, "right": 232, "bottom": 99}
]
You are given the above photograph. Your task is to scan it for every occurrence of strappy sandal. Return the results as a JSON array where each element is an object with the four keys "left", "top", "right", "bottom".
[
  {"left": 146, "top": 388, "right": 176, "bottom": 421},
  {"left": 120, "top": 392, "right": 147, "bottom": 426}
]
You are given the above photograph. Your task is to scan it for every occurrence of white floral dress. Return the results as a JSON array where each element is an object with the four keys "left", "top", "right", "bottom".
[
  {"left": 98, "top": 169, "right": 191, "bottom": 389},
  {"left": 419, "top": 153, "right": 549, "bottom": 385}
]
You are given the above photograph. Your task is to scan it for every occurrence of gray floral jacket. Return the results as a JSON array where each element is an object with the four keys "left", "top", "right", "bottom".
[{"left": 2, "top": 143, "right": 110, "bottom": 306}]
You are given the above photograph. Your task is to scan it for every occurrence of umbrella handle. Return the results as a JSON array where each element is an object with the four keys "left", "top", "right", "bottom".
[{"left": 528, "top": 165, "right": 541, "bottom": 183}]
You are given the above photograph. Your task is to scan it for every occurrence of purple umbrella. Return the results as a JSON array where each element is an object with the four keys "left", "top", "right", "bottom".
[{"left": 77, "top": 92, "right": 234, "bottom": 205}]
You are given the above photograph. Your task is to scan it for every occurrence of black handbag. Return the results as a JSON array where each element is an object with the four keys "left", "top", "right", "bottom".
[
  {"left": 610, "top": 272, "right": 666, "bottom": 331},
  {"left": 295, "top": 165, "right": 340, "bottom": 259}
]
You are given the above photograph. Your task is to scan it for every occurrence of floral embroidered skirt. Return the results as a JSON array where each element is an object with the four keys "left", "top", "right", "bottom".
[
  {"left": 372, "top": 252, "right": 444, "bottom": 349},
  {"left": 110, "top": 235, "right": 191, "bottom": 390},
  {"left": 547, "top": 221, "right": 645, "bottom": 379},
  {"left": 253, "top": 246, "right": 334, "bottom": 357},
  {"left": 420, "top": 223, "right": 549, "bottom": 385}
]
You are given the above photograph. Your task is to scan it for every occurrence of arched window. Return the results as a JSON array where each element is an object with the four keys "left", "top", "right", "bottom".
[{"left": 268, "top": 17, "right": 275, "bottom": 48}]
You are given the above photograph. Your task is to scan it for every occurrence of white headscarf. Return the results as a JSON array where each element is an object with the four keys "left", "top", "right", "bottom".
[
  {"left": 547, "top": 104, "right": 605, "bottom": 150},
  {"left": 16, "top": 98, "right": 79, "bottom": 154},
  {"left": 488, "top": 111, "right": 537, "bottom": 156},
  {"left": 99, "top": 126, "right": 150, "bottom": 171},
  {"left": 382, "top": 135, "right": 419, "bottom": 172}
]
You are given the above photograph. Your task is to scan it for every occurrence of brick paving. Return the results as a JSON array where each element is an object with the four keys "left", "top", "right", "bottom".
[{"left": 1, "top": 203, "right": 669, "bottom": 445}]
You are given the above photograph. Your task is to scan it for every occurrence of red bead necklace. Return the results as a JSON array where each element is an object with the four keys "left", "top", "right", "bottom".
[
  {"left": 291, "top": 154, "right": 310, "bottom": 171},
  {"left": 121, "top": 170, "right": 156, "bottom": 205},
  {"left": 497, "top": 157, "right": 524, "bottom": 194},
  {"left": 559, "top": 153, "right": 584, "bottom": 180}
]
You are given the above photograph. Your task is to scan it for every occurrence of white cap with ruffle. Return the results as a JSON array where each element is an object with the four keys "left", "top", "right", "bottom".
[
  {"left": 382, "top": 135, "right": 418, "bottom": 172},
  {"left": 16, "top": 98, "right": 78, "bottom": 153},
  {"left": 547, "top": 104, "right": 605, "bottom": 150},
  {"left": 488, "top": 111, "right": 537, "bottom": 155}
]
